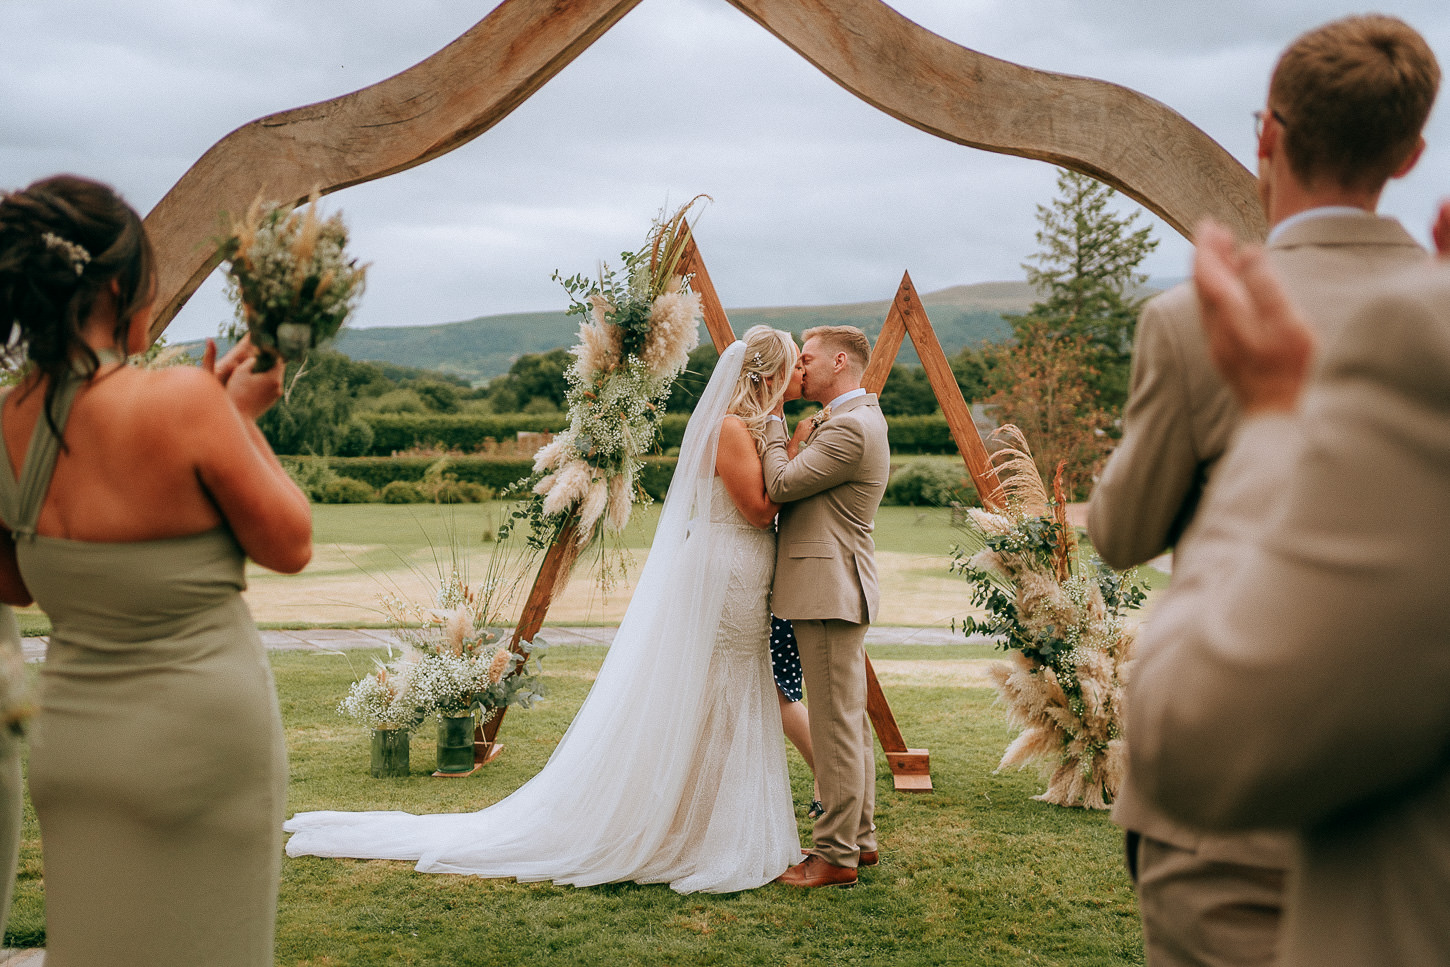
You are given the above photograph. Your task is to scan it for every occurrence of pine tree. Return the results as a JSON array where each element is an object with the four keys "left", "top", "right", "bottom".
[{"left": 1009, "top": 168, "right": 1158, "bottom": 413}]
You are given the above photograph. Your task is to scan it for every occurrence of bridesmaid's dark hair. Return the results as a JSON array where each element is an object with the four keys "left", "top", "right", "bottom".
[{"left": 0, "top": 174, "right": 156, "bottom": 442}]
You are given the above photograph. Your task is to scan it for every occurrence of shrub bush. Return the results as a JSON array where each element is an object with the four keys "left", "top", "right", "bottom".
[
  {"left": 884, "top": 461, "right": 978, "bottom": 507},
  {"left": 315, "top": 476, "right": 377, "bottom": 504},
  {"left": 427, "top": 480, "right": 495, "bottom": 504},
  {"left": 380, "top": 480, "right": 428, "bottom": 504}
]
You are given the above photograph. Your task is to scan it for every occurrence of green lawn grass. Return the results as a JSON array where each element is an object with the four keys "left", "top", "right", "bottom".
[{"left": 5, "top": 646, "right": 1144, "bottom": 965}]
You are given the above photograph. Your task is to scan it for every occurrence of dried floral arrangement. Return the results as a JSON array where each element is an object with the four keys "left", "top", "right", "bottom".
[
  {"left": 339, "top": 546, "right": 545, "bottom": 731},
  {"left": 508, "top": 198, "right": 706, "bottom": 554},
  {"left": 217, "top": 191, "right": 366, "bottom": 373},
  {"left": 953, "top": 425, "right": 1146, "bottom": 809}
]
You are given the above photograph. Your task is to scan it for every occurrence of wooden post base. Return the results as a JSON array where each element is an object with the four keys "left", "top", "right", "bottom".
[
  {"left": 887, "top": 749, "right": 932, "bottom": 792},
  {"left": 474, "top": 739, "right": 505, "bottom": 767},
  {"left": 432, "top": 764, "right": 485, "bottom": 778}
]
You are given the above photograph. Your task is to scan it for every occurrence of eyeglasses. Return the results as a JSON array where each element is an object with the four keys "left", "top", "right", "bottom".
[{"left": 1253, "top": 109, "right": 1288, "bottom": 139}]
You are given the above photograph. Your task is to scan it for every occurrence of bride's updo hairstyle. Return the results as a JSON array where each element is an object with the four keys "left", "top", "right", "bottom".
[
  {"left": 0, "top": 175, "right": 155, "bottom": 437},
  {"left": 727, "top": 325, "right": 798, "bottom": 452}
]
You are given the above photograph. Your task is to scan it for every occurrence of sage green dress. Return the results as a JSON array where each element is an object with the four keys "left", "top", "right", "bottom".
[
  {"left": 0, "top": 372, "right": 287, "bottom": 966},
  {"left": 0, "top": 604, "right": 23, "bottom": 938}
]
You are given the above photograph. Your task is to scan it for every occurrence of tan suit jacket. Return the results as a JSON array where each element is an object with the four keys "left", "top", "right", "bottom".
[
  {"left": 763, "top": 393, "right": 890, "bottom": 622},
  {"left": 1089, "top": 214, "right": 1426, "bottom": 866},
  {"left": 1128, "top": 260, "right": 1450, "bottom": 967}
]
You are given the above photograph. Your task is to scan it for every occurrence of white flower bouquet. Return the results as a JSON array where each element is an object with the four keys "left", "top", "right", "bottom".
[
  {"left": 343, "top": 556, "right": 545, "bottom": 729},
  {"left": 954, "top": 425, "right": 1146, "bottom": 809},
  {"left": 217, "top": 192, "right": 367, "bottom": 371},
  {"left": 514, "top": 197, "right": 706, "bottom": 551},
  {"left": 338, "top": 663, "right": 424, "bottom": 732}
]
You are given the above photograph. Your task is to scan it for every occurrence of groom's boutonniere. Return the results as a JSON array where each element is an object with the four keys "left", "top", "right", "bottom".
[{"left": 799, "top": 405, "right": 831, "bottom": 451}]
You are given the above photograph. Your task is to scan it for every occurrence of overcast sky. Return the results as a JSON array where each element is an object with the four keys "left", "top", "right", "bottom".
[{"left": 4, "top": 0, "right": 1449, "bottom": 343}]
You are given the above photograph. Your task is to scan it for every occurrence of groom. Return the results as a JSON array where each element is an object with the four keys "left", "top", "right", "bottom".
[{"left": 763, "top": 325, "right": 890, "bottom": 888}]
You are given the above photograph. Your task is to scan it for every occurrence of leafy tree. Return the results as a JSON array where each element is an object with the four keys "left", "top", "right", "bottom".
[
  {"left": 982, "top": 332, "right": 1112, "bottom": 501},
  {"left": 878, "top": 364, "right": 939, "bottom": 416},
  {"left": 257, "top": 351, "right": 385, "bottom": 455},
  {"left": 1009, "top": 168, "right": 1158, "bottom": 413},
  {"left": 408, "top": 379, "right": 462, "bottom": 414},
  {"left": 484, "top": 347, "right": 571, "bottom": 412},
  {"left": 950, "top": 344, "right": 997, "bottom": 403}
]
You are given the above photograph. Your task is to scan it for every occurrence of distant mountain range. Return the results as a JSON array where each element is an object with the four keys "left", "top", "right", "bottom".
[
  {"left": 331, "top": 281, "right": 1040, "bottom": 385},
  {"left": 189, "top": 278, "right": 1175, "bottom": 384}
]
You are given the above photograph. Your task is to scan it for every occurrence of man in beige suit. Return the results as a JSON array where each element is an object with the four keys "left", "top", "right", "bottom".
[
  {"left": 1088, "top": 15, "right": 1438, "bottom": 966},
  {"left": 1130, "top": 222, "right": 1450, "bottom": 967},
  {"left": 763, "top": 325, "right": 890, "bottom": 889}
]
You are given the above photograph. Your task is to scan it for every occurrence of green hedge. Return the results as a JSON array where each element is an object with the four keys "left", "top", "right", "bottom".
[
  {"left": 285, "top": 455, "right": 678, "bottom": 501},
  {"left": 362, "top": 413, "right": 568, "bottom": 454},
  {"left": 597, "top": 413, "right": 957, "bottom": 454},
  {"left": 355, "top": 412, "right": 961, "bottom": 456}
]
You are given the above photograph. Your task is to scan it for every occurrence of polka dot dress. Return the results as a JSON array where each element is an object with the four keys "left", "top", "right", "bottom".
[{"left": 770, "top": 615, "right": 803, "bottom": 703}]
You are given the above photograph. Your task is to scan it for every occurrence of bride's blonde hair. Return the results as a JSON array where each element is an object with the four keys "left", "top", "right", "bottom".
[{"left": 727, "top": 325, "right": 799, "bottom": 454}]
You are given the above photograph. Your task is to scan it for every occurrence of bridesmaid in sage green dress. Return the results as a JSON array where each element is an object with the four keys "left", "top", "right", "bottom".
[{"left": 0, "top": 176, "right": 312, "bottom": 967}]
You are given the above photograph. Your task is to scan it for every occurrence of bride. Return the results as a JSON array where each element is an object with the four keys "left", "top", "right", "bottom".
[{"left": 285, "top": 325, "right": 804, "bottom": 893}]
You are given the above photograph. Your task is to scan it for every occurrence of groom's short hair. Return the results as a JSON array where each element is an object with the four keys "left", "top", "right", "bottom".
[{"left": 802, "top": 325, "right": 871, "bottom": 374}]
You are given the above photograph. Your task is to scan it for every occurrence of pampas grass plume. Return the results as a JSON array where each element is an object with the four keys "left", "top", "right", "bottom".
[
  {"left": 532, "top": 433, "right": 572, "bottom": 474},
  {"left": 607, "top": 470, "right": 633, "bottom": 532},
  {"left": 642, "top": 286, "right": 701, "bottom": 377},
  {"left": 542, "top": 459, "right": 591, "bottom": 517},
  {"left": 576, "top": 478, "right": 610, "bottom": 546},
  {"left": 487, "top": 647, "right": 513, "bottom": 685}
]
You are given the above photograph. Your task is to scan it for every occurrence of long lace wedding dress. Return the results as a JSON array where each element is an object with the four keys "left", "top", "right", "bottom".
[{"left": 284, "top": 342, "right": 799, "bottom": 893}]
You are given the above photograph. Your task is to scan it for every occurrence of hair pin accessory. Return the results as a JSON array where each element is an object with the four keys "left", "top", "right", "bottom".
[{"left": 42, "top": 232, "right": 91, "bottom": 276}]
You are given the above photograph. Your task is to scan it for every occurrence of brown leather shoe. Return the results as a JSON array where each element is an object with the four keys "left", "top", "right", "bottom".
[
  {"left": 800, "top": 847, "right": 878, "bottom": 867},
  {"left": 776, "top": 854, "right": 857, "bottom": 888}
]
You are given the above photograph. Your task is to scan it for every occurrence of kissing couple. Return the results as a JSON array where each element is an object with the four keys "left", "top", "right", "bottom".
[{"left": 286, "top": 323, "right": 891, "bottom": 893}]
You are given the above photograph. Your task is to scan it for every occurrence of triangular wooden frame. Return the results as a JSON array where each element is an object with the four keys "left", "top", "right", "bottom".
[{"left": 483, "top": 234, "right": 1005, "bottom": 793}]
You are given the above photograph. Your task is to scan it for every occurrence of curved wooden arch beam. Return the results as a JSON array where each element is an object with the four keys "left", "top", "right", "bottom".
[
  {"left": 728, "top": 0, "right": 1266, "bottom": 244},
  {"left": 143, "top": 0, "right": 645, "bottom": 338}
]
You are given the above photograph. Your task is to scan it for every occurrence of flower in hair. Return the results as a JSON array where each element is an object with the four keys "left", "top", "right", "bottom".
[
  {"left": 42, "top": 232, "right": 90, "bottom": 276},
  {"left": 752, "top": 351, "right": 764, "bottom": 368},
  {"left": 747, "top": 371, "right": 760, "bottom": 383}
]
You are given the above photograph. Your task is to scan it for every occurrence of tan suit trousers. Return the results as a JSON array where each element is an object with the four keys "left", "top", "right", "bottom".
[
  {"left": 793, "top": 618, "right": 876, "bottom": 867},
  {"left": 1135, "top": 835, "right": 1285, "bottom": 967}
]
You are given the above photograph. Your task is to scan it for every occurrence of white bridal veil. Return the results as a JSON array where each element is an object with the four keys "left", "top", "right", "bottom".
[{"left": 284, "top": 340, "right": 791, "bottom": 891}]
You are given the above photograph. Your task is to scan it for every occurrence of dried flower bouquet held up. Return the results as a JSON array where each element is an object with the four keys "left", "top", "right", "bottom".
[
  {"left": 953, "top": 425, "right": 1146, "bottom": 809},
  {"left": 509, "top": 197, "right": 706, "bottom": 554},
  {"left": 216, "top": 190, "right": 367, "bottom": 373}
]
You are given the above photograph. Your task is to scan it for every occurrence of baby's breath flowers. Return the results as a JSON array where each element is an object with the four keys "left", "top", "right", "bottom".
[
  {"left": 338, "top": 663, "right": 423, "bottom": 732},
  {"left": 217, "top": 191, "right": 366, "bottom": 372},
  {"left": 516, "top": 198, "right": 706, "bottom": 552},
  {"left": 951, "top": 425, "right": 1146, "bottom": 810},
  {"left": 339, "top": 560, "right": 545, "bottom": 733}
]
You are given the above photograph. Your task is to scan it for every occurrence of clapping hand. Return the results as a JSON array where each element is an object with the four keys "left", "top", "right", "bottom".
[
  {"left": 1193, "top": 219, "right": 1316, "bottom": 415},
  {"left": 201, "top": 335, "right": 285, "bottom": 421},
  {"left": 1433, "top": 199, "right": 1450, "bottom": 260}
]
